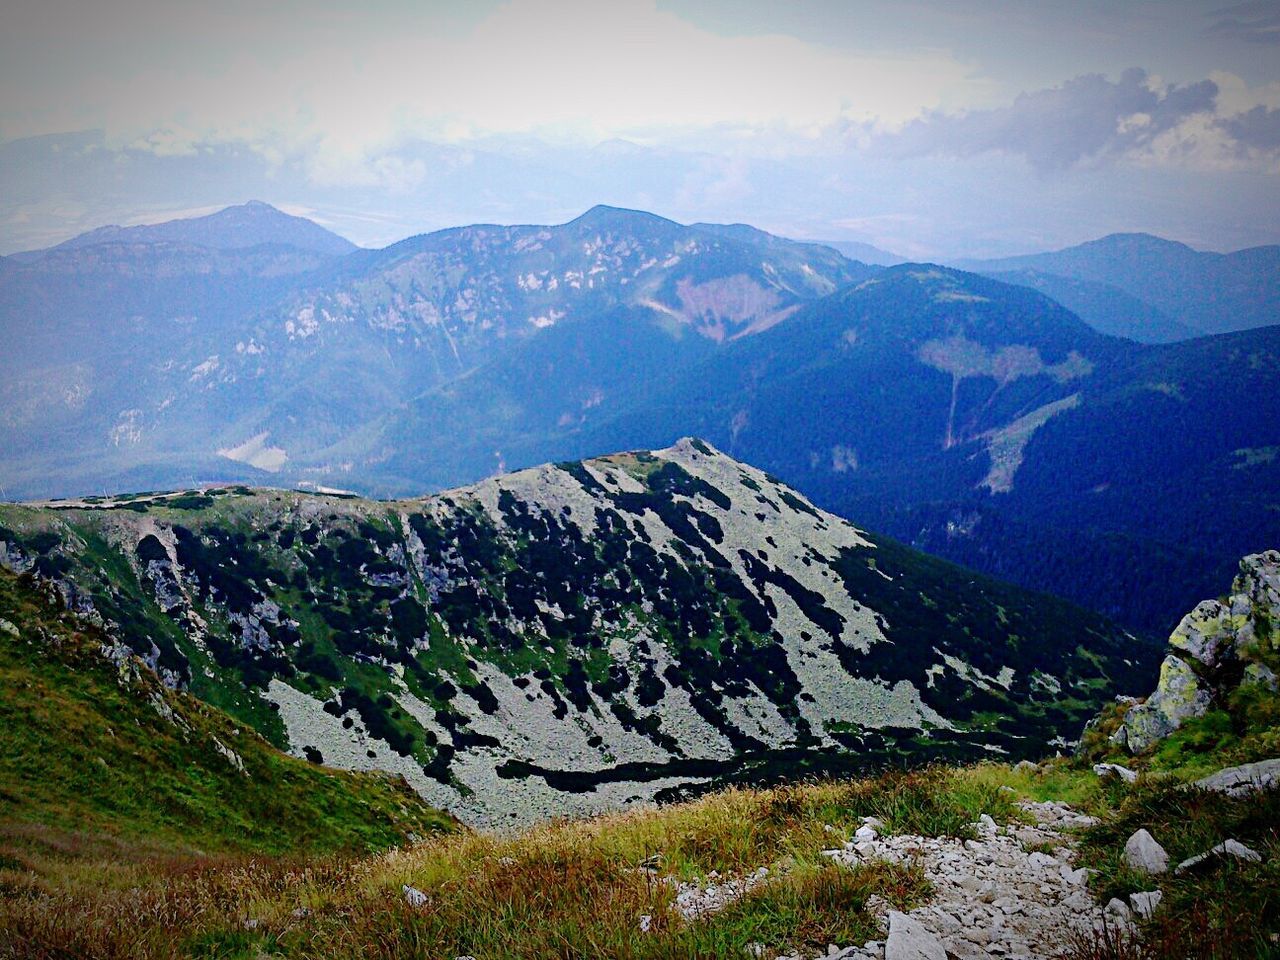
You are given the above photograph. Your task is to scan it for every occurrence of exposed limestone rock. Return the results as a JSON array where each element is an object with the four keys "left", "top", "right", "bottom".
[
  {"left": 402, "top": 884, "right": 428, "bottom": 908},
  {"left": 1194, "top": 758, "right": 1280, "bottom": 797},
  {"left": 1129, "top": 890, "right": 1162, "bottom": 920},
  {"left": 1123, "top": 829, "right": 1169, "bottom": 874},
  {"left": 1174, "top": 838, "right": 1263, "bottom": 874},
  {"left": 1092, "top": 762, "right": 1137, "bottom": 783},
  {"left": 885, "top": 911, "right": 947, "bottom": 960}
]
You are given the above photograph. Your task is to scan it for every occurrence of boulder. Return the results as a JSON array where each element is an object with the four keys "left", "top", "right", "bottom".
[
  {"left": 1092, "top": 762, "right": 1137, "bottom": 783},
  {"left": 1121, "top": 655, "right": 1212, "bottom": 753},
  {"left": 1129, "top": 890, "right": 1162, "bottom": 919},
  {"left": 1169, "top": 599, "right": 1237, "bottom": 669},
  {"left": 1175, "top": 839, "right": 1263, "bottom": 874},
  {"left": 1108, "top": 551, "right": 1280, "bottom": 755},
  {"left": 1194, "top": 758, "right": 1280, "bottom": 797},
  {"left": 885, "top": 910, "right": 947, "bottom": 960},
  {"left": 1241, "top": 662, "right": 1279, "bottom": 692},
  {"left": 1123, "top": 829, "right": 1169, "bottom": 874}
]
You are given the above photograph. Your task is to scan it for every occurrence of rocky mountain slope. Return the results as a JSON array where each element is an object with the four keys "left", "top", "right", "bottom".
[
  {"left": 0, "top": 441, "right": 1150, "bottom": 825},
  {"left": 0, "top": 204, "right": 867, "bottom": 500}
]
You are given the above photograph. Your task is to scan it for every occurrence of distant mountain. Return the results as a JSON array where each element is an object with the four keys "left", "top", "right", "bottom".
[
  {"left": 21, "top": 201, "right": 357, "bottom": 259},
  {"left": 0, "top": 440, "right": 1150, "bottom": 825},
  {"left": 3, "top": 208, "right": 1276, "bottom": 634},
  {"left": 539, "top": 266, "right": 1279, "bottom": 633},
  {"left": 0, "top": 204, "right": 870, "bottom": 500},
  {"left": 982, "top": 269, "right": 1200, "bottom": 343},
  {"left": 805, "top": 238, "right": 907, "bottom": 267},
  {"left": 956, "top": 233, "right": 1280, "bottom": 335}
]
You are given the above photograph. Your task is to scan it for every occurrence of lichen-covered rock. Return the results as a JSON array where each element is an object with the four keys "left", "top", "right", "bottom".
[
  {"left": 1121, "top": 655, "right": 1212, "bottom": 753},
  {"left": 1242, "top": 662, "right": 1279, "bottom": 692},
  {"left": 1168, "top": 599, "right": 1239, "bottom": 669},
  {"left": 1118, "top": 550, "right": 1280, "bottom": 754}
]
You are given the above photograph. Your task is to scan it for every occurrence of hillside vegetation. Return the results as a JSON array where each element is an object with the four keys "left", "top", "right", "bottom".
[
  {"left": 0, "top": 543, "right": 1276, "bottom": 959},
  {"left": 0, "top": 565, "right": 454, "bottom": 858}
]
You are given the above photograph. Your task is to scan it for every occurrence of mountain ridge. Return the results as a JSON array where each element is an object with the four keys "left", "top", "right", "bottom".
[{"left": 0, "top": 439, "right": 1152, "bottom": 826}]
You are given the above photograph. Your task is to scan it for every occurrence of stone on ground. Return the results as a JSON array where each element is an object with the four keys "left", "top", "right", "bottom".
[
  {"left": 1175, "top": 838, "right": 1263, "bottom": 874},
  {"left": 1123, "top": 828, "right": 1169, "bottom": 874},
  {"left": 885, "top": 911, "right": 947, "bottom": 960},
  {"left": 1194, "top": 758, "right": 1280, "bottom": 797}
]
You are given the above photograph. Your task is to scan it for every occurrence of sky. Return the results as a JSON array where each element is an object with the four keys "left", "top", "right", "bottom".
[{"left": 2, "top": 0, "right": 1279, "bottom": 257}]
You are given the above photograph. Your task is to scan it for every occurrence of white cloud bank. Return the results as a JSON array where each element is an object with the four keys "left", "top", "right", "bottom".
[{"left": 0, "top": 0, "right": 985, "bottom": 180}]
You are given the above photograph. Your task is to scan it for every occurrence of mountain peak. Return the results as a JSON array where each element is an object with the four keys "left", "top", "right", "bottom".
[
  {"left": 565, "top": 204, "right": 681, "bottom": 232},
  {"left": 38, "top": 201, "right": 357, "bottom": 258}
]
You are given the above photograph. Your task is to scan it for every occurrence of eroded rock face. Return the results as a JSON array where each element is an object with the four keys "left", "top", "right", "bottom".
[{"left": 1118, "top": 550, "right": 1280, "bottom": 754}]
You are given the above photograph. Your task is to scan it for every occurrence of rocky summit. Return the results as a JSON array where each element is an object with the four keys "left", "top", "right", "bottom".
[{"left": 0, "top": 440, "right": 1146, "bottom": 825}]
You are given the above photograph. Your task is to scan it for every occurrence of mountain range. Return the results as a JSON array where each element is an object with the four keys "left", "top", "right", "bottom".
[
  {"left": 956, "top": 232, "right": 1280, "bottom": 339},
  {"left": 0, "top": 440, "right": 1152, "bottom": 825},
  {"left": 1, "top": 203, "right": 1277, "bottom": 634}
]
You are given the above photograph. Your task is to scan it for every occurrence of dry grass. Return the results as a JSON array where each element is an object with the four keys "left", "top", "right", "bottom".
[{"left": 0, "top": 769, "right": 1005, "bottom": 960}]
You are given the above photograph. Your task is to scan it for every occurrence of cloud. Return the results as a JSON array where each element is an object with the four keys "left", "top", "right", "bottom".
[
  {"left": 1218, "top": 104, "right": 1280, "bottom": 149},
  {"left": 879, "top": 69, "right": 1220, "bottom": 171},
  {"left": 0, "top": 0, "right": 984, "bottom": 183},
  {"left": 1205, "top": 1, "right": 1280, "bottom": 43}
]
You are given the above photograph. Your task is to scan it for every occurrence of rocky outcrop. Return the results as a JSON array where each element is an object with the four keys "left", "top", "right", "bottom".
[
  {"left": 1193, "top": 758, "right": 1280, "bottom": 797},
  {"left": 1116, "top": 550, "right": 1279, "bottom": 753}
]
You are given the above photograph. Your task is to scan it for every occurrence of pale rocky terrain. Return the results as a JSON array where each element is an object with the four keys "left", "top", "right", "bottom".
[{"left": 0, "top": 441, "right": 1142, "bottom": 826}]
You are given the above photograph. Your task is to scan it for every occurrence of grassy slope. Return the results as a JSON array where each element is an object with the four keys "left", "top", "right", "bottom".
[
  {"left": 0, "top": 556, "right": 1276, "bottom": 959},
  {"left": 0, "top": 566, "right": 454, "bottom": 861},
  {"left": 2, "top": 735, "right": 1277, "bottom": 958}
]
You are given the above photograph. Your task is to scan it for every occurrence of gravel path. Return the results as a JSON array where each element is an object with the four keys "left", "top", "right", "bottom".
[{"left": 681, "top": 800, "right": 1118, "bottom": 960}]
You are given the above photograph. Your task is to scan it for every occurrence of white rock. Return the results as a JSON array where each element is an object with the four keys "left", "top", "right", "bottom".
[
  {"left": 1060, "top": 865, "right": 1088, "bottom": 885},
  {"left": 1093, "top": 763, "right": 1138, "bottom": 783},
  {"left": 1026, "top": 852, "right": 1058, "bottom": 871},
  {"left": 885, "top": 911, "right": 947, "bottom": 960},
  {"left": 1129, "top": 890, "right": 1162, "bottom": 919},
  {"left": 639, "top": 914, "right": 652, "bottom": 932},
  {"left": 402, "top": 884, "right": 428, "bottom": 908},
  {"left": 1193, "top": 758, "right": 1280, "bottom": 798},
  {"left": 1175, "top": 838, "right": 1263, "bottom": 874},
  {"left": 1123, "top": 829, "right": 1169, "bottom": 874}
]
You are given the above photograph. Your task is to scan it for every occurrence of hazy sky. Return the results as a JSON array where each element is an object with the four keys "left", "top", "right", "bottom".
[{"left": 2, "top": 0, "right": 1278, "bottom": 256}]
